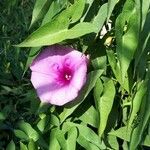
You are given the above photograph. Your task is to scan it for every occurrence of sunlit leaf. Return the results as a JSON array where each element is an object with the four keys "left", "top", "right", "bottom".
[
  {"left": 6, "top": 140, "right": 15, "bottom": 150},
  {"left": 115, "top": 0, "right": 140, "bottom": 84},
  {"left": 29, "top": 0, "right": 51, "bottom": 28},
  {"left": 16, "top": 121, "right": 39, "bottom": 141},
  {"left": 107, "top": 0, "right": 118, "bottom": 23},
  {"left": 96, "top": 79, "right": 115, "bottom": 137},
  {"left": 28, "top": 139, "right": 38, "bottom": 150},
  {"left": 79, "top": 106, "right": 99, "bottom": 128},
  {"left": 20, "top": 142, "right": 28, "bottom": 150},
  {"left": 66, "top": 127, "right": 78, "bottom": 150},
  {"left": 129, "top": 80, "right": 150, "bottom": 149}
]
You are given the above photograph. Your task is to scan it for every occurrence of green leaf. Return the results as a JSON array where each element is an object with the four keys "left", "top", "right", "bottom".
[
  {"left": 20, "top": 142, "right": 28, "bottom": 150},
  {"left": 107, "top": 135, "right": 119, "bottom": 150},
  {"left": 93, "top": 78, "right": 103, "bottom": 113},
  {"left": 107, "top": 49, "right": 129, "bottom": 91},
  {"left": 76, "top": 124, "right": 106, "bottom": 149},
  {"left": 16, "top": 120, "right": 39, "bottom": 141},
  {"left": 66, "top": 127, "right": 78, "bottom": 150},
  {"left": 143, "top": 134, "right": 150, "bottom": 147},
  {"left": 135, "top": 11, "right": 150, "bottom": 71},
  {"left": 128, "top": 80, "right": 148, "bottom": 128},
  {"left": 28, "top": 139, "right": 38, "bottom": 150},
  {"left": 81, "top": 0, "right": 94, "bottom": 22},
  {"left": 109, "top": 126, "right": 130, "bottom": 142},
  {"left": 129, "top": 80, "right": 150, "bottom": 149},
  {"left": 6, "top": 140, "right": 15, "bottom": 150},
  {"left": 79, "top": 106, "right": 99, "bottom": 128},
  {"left": 93, "top": 3, "right": 108, "bottom": 33},
  {"left": 106, "top": 50, "right": 121, "bottom": 79},
  {"left": 64, "top": 122, "right": 106, "bottom": 149},
  {"left": 17, "top": 0, "right": 88, "bottom": 47},
  {"left": 77, "top": 135, "right": 100, "bottom": 150},
  {"left": 59, "top": 69, "right": 103, "bottom": 123},
  {"left": 16, "top": 22, "right": 96, "bottom": 47},
  {"left": 95, "top": 79, "right": 115, "bottom": 137},
  {"left": 24, "top": 47, "right": 41, "bottom": 74},
  {"left": 37, "top": 114, "right": 59, "bottom": 132},
  {"left": 107, "top": 0, "right": 118, "bottom": 23},
  {"left": 70, "top": 0, "right": 85, "bottom": 23},
  {"left": 42, "top": 0, "right": 67, "bottom": 25},
  {"left": 49, "top": 128, "right": 60, "bottom": 150},
  {"left": 29, "top": 0, "right": 51, "bottom": 28},
  {"left": 115, "top": 0, "right": 140, "bottom": 83},
  {"left": 56, "top": 130, "right": 68, "bottom": 150},
  {"left": 139, "top": 0, "right": 150, "bottom": 28},
  {"left": 92, "top": 56, "right": 107, "bottom": 70},
  {"left": 14, "top": 129, "right": 29, "bottom": 141},
  {"left": 0, "top": 111, "right": 6, "bottom": 120}
]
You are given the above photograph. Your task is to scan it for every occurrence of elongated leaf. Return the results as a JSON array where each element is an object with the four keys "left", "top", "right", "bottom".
[
  {"left": 29, "top": 0, "right": 51, "bottom": 28},
  {"left": 128, "top": 80, "right": 148, "bottom": 128},
  {"left": 135, "top": 12, "right": 150, "bottom": 70},
  {"left": 66, "top": 127, "right": 78, "bottom": 150},
  {"left": 59, "top": 69, "right": 103, "bottom": 123},
  {"left": 94, "top": 78, "right": 103, "bottom": 110},
  {"left": 76, "top": 124, "right": 106, "bottom": 149},
  {"left": 93, "top": 3, "right": 108, "bottom": 33},
  {"left": 79, "top": 106, "right": 99, "bottom": 128},
  {"left": 108, "top": 135, "right": 119, "bottom": 150},
  {"left": 28, "top": 139, "right": 38, "bottom": 150},
  {"left": 107, "top": 0, "right": 118, "bottom": 23},
  {"left": 16, "top": 120, "right": 39, "bottom": 141},
  {"left": 107, "top": 50, "right": 121, "bottom": 79},
  {"left": 107, "top": 49, "right": 129, "bottom": 91},
  {"left": 115, "top": 0, "right": 140, "bottom": 83},
  {"left": 97, "top": 79, "right": 115, "bottom": 137},
  {"left": 70, "top": 0, "right": 85, "bottom": 23},
  {"left": 81, "top": 0, "right": 94, "bottom": 22},
  {"left": 64, "top": 122, "right": 106, "bottom": 149},
  {"left": 23, "top": 47, "right": 41, "bottom": 74},
  {"left": 17, "top": 22, "right": 96, "bottom": 47},
  {"left": 140, "top": 0, "right": 150, "bottom": 28},
  {"left": 6, "top": 140, "right": 15, "bottom": 150},
  {"left": 130, "top": 80, "right": 150, "bottom": 149},
  {"left": 14, "top": 129, "right": 29, "bottom": 141},
  {"left": 92, "top": 56, "right": 107, "bottom": 70},
  {"left": 143, "top": 134, "right": 150, "bottom": 147},
  {"left": 17, "top": 0, "right": 88, "bottom": 47},
  {"left": 20, "top": 142, "right": 28, "bottom": 150},
  {"left": 77, "top": 135, "right": 100, "bottom": 150},
  {"left": 109, "top": 126, "right": 130, "bottom": 142},
  {"left": 42, "top": 0, "right": 67, "bottom": 25},
  {"left": 49, "top": 128, "right": 60, "bottom": 150}
]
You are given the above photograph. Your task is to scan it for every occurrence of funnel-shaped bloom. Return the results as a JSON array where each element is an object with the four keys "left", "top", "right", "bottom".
[{"left": 30, "top": 45, "right": 88, "bottom": 106}]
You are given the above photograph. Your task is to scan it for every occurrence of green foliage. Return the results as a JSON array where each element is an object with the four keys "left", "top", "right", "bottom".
[{"left": 0, "top": 0, "right": 150, "bottom": 149}]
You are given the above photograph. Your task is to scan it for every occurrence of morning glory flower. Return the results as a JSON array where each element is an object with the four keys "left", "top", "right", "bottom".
[{"left": 30, "top": 45, "right": 88, "bottom": 106}]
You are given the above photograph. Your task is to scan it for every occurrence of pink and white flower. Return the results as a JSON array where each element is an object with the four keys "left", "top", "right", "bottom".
[{"left": 30, "top": 45, "right": 88, "bottom": 106}]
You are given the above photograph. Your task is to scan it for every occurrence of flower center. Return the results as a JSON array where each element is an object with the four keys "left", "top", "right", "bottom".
[
  {"left": 62, "top": 67, "right": 73, "bottom": 83},
  {"left": 65, "top": 74, "right": 72, "bottom": 80},
  {"left": 52, "top": 62, "right": 73, "bottom": 85}
]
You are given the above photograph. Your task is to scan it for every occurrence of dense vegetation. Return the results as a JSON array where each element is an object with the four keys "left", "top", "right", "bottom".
[{"left": 0, "top": 0, "right": 150, "bottom": 149}]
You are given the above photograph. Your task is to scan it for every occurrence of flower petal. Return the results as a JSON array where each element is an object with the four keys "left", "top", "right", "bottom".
[
  {"left": 31, "top": 71, "right": 78, "bottom": 105},
  {"left": 30, "top": 45, "right": 73, "bottom": 75},
  {"left": 70, "top": 63, "right": 87, "bottom": 91},
  {"left": 50, "top": 85, "right": 78, "bottom": 106},
  {"left": 31, "top": 71, "right": 57, "bottom": 103}
]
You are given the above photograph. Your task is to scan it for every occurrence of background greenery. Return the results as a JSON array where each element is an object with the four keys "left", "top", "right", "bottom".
[{"left": 0, "top": 0, "right": 150, "bottom": 149}]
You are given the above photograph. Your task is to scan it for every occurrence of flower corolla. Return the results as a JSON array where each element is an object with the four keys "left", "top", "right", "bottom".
[{"left": 30, "top": 45, "right": 88, "bottom": 106}]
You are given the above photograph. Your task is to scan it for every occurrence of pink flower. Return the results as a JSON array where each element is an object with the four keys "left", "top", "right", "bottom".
[{"left": 30, "top": 45, "right": 88, "bottom": 106}]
